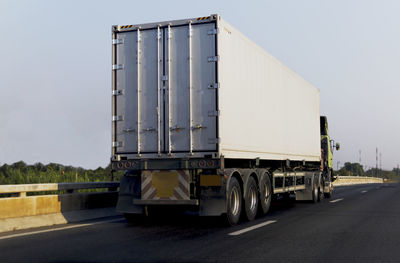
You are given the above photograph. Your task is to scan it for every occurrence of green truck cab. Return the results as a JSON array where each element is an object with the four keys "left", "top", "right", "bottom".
[{"left": 320, "top": 116, "right": 340, "bottom": 197}]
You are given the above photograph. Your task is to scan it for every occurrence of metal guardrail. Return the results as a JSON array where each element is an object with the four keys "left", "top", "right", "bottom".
[
  {"left": 333, "top": 176, "right": 383, "bottom": 186},
  {"left": 0, "top": 182, "right": 120, "bottom": 197},
  {"left": 336, "top": 176, "right": 381, "bottom": 180}
]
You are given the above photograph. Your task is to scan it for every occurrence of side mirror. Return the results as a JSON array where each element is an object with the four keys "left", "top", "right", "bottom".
[{"left": 335, "top": 142, "right": 340, "bottom": 151}]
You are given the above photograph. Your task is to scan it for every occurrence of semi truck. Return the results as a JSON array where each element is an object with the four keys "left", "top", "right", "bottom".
[{"left": 111, "top": 14, "right": 339, "bottom": 225}]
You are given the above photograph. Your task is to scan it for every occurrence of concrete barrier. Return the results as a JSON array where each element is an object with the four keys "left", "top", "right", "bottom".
[
  {"left": 333, "top": 176, "right": 383, "bottom": 186},
  {"left": 0, "top": 182, "right": 120, "bottom": 233}
]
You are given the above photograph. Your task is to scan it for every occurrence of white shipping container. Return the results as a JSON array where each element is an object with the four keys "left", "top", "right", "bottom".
[{"left": 112, "top": 14, "right": 321, "bottom": 162}]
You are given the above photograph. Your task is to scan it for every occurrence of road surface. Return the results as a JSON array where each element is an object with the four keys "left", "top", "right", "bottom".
[{"left": 1, "top": 183, "right": 399, "bottom": 262}]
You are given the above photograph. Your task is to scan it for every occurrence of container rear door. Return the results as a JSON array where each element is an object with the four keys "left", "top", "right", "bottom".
[
  {"left": 114, "top": 28, "right": 163, "bottom": 154},
  {"left": 165, "top": 23, "right": 217, "bottom": 153},
  {"left": 113, "top": 22, "right": 217, "bottom": 156}
]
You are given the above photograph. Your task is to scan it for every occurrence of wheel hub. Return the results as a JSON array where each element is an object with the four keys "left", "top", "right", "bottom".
[{"left": 231, "top": 186, "right": 240, "bottom": 215}]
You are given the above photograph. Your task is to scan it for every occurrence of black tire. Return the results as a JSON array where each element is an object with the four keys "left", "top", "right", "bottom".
[
  {"left": 312, "top": 182, "right": 318, "bottom": 203},
  {"left": 259, "top": 173, "right": 272, "bottom": 215},
  {"left": 318, "top": 187, "right": 322, "bottom": 202},
  {"left": 226, "top": 177, "right": 242, "bottom": 226},
  {"left": 244, "top": 177, "right": 259, "bottom": 221},
  {"left": 324, "top": 185, "right": 332, "bottom": 198},
  {"left": 324, "top": 169, "right": 333, "bottom": 199}
]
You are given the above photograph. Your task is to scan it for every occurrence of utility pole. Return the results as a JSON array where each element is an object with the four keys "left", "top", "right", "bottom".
[
  {"left": 376, "top": 147, "right": 378, "bottom": 177},
  {"left": 337, "top": 161, "right": 340, "bottom": 170},
  {"left": 359, "top": 150, "right": 362, "bottom": 164}
]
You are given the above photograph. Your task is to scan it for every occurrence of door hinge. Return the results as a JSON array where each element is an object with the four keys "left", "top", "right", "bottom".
[
  {"left": 208, "top": 110, "right": 220, "bottom": 117},
  {"left": 123, "top": 128, "right": 136, "bottom": 133},
  {"left": 143, "top": 127, "right": 156, "bottom": 132},
  {"left": 207, "top": 56, "right": 220, "bottom": 62},
  {"left": 207, "top": 29, "right": 218, "bottom": 35},
  {"left": 112, "top": 115, "right": 124, "bottom": 121},
  {"left": 208, "top": 83, "right": 219, "bottom": 89},
  {"left": 170, "top": 125, "right": 185, "bottom": 132},
  {"left": 112, "top": 141, "right": 123, "bottom": 147},
  {"left": 208, "top": 138, "right": 219, "bottom": 144},
  {"left": 112, "top": 39, "right": 124, "bottom": 45},
  {"left": 112, "top": 89, "right": 124, "bottom": 96},
  {"left": 112, "top": 64, "right": 124, "bottom": 70},
  {"left": 192, "top": 124, "right": 207, "bottom": 130}
]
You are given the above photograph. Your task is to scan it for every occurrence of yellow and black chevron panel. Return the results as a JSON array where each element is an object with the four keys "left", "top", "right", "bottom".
[
  {"left": 119, "top": 25, "right": 134, "bottom": 29},
  {"left": 141, "top": 170, "right": 190, "bottom": 201},
  {"left": 196, "top": 16, "right": 210, "bottom": 21}
]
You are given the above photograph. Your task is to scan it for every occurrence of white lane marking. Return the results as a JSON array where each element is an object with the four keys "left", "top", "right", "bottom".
[
  {"left": 229, "top": 220, "right": 277, "bottom": 236},
  {"left": 330, "top": 198, "right": 344, "bottom": 203},
  {"left": 361, "top": 190, "right": 368, "bottom": 194},
  {"left": 0, "top": 218, "right": 123, "bottom": 241}
]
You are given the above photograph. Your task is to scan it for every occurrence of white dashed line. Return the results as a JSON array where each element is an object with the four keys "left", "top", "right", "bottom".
[
  {"left": 330, "top": 198, "right": 344, "bottom": 203},
  {"left": 229, "top": 220, "right": 277, "bottom": 236},
  {"left": 361, "top": 190, "right": 368, "bottom": 194},
  {"left": 0, "top": 218, "right": 123, "bottom": 241}
]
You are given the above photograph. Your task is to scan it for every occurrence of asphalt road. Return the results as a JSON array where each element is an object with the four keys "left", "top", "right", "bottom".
[{"left": 1, "top": 183, "right": 399, "bottom": 263}]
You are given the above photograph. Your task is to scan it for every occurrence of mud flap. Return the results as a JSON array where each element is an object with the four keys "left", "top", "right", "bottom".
[
  {"left": 295, "top": 172, "right": 320, "bottom": 201},
  {"left": 116, "top": 173, "right": 143, "bottom": 214},
  {"left": 199, "top": 184, "right": 227, "bottom": 216}
]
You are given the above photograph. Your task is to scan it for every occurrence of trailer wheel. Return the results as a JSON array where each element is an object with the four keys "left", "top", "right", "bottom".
[
  {"left": 312, "top": 183, "right": 318, "bottom": 203},
  {"left": 318, "top": 187, "right": 322, "bottom": 202},
  {"left": 259, "top": 173, "right": 272, "bottom": 215},
  {"left": 226, "top": 177, "right": 242, "bottom": 226},
  {"left": 324, "top": 169, "right": 333, "bottom": 198},
  {"left": 244, "top": 177, "right": 259, "bottom": 221}
]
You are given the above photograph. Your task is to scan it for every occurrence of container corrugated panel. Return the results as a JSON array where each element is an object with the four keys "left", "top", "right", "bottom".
[
  {"left": 112, "top": 15, "right": 320, "bottom": 162},
  {"left": 217, "top": 18, "right": 320, "bottom": 162},
  {"left": 112, "top": 17, "right": 218, "bottom": 157}
]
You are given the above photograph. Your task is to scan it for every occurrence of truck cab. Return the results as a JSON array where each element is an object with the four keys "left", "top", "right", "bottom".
[{"left": 320, "top": 116, "right": 340, "bottom": 197}]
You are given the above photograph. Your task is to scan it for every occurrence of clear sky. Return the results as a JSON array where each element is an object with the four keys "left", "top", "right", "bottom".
[{"left": 1, "top": 0, "right": 399, "bottom": 169}]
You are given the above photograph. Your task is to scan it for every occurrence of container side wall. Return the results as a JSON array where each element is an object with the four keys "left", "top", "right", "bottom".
[{"left": 217, "top": 19, "right": 320, "bottom": 162}]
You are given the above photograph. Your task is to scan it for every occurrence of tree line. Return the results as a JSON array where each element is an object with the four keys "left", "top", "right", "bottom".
[
  {"left": 1, "top": 161, "right": 399, "bottom": 185},
  {"left": 334, "top": 162, "right": 400, "bottom": 181},
  {"left": 0, "top": 161, "right": 123, "bottom": 185}
]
